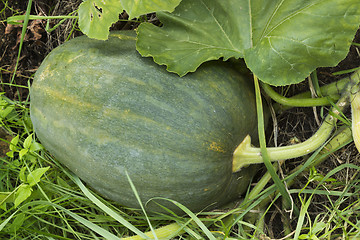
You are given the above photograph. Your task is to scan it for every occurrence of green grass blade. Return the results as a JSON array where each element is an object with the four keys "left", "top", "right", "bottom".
[
  {"left": 0, "top": 210, "right": 17, "bottom": 231},
  {"left": 125, "top": 171, "right": 156, "bottom": 240},
  {"left": 0, "top": 200, "right": 121, "bottom": 239},
  {"left": 151, "top": 198, "right": 216, "bottom": 240},
  {"left": 72, "top": 174, "right": 150, "bottom": 239},
  {"left": 49, "top": 203, "right": 121, "bottom": 240},
  {"left": 254, "top": 75, "right": 300, "bottom": 216},
  {"left": 10, "top": 0, "right": 32, "bottom": 84},
  {"left": 294, "top": 196, "right": 312, "bottom": 240},
  {"left": 310, "top": 70, "right": 322, "bottom": 97}
]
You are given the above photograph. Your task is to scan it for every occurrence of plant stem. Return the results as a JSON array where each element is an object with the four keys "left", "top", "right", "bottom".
[
  {"left": 297, "top": 77, "right": 349, "bottom": 99},
  {"left": 268, "top": 73, "right": 356, "bottom": 112},
  {"left": 232, "top": 79, "right": 356, "bottom": 172},
  {"left": 261, "top": 82, "right": 335, "bottom": 107},
  {"left": 232, "top": 116, "right": 334, "bottom": 171},
  {"left": 6, "top": 15, "right": 78, "bottom": 25},
  {"left": 286, "top": 126, "right": 353, "bottom": 186},
  {"left": 123, "top": 222, "right": 184, "bottom": 240}
]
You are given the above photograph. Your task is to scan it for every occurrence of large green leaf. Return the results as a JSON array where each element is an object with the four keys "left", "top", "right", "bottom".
[
  {"left": 136, "top": 0, "right": 360, "bottom": 85},
  {"left": 78, "top": 0, "right": 181, "bottom": 40},
  {"left": 137, "top": 0, "right": 250, "bottom": 76}
]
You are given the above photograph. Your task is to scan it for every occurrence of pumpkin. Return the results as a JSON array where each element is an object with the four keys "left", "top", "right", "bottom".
[{"left": 30, "top": 31, "right": 260, "bottom": 213}]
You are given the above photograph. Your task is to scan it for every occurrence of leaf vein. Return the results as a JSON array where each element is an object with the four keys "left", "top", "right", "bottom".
[
  {"left": 269, "top": 35, "right": 344, "bottom": 54},
  {"left": 264, "top": 0, "right": 324, "bottom": 38},
  {"left": 267, "top": 37, "right": 295, "bottom": 70},
  {"left": 199, "top": 0, "right": 238, "bottom": 52}
]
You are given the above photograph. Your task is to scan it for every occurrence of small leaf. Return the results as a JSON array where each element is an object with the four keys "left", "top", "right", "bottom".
[
  {"left": 12, "top": 160, "right": 21, "bottom": 167},
  {"left": 19, "top": 148, "right": 28, "bottom": 160},
  {"left": 9, "top": 135, "right": 19, "bottom": 151},
  {"left": 27, "top": 155, "right": 38, "bottom": 163},
  {"left": 8, "top": 213, "right": 25, "bottom": 233},
  {"left": 22, "top": 110, "right": 33, "bottom": 131},
  {"left": 0, "top": 105, "right": 14, "bottom": 119},
  {"left": 0, "top": 192, "right": 16, "bottom": 211},
  {"left": 0, "top": 192, "right": 14, "bottom": 202},
  {"left": 312, "top": 221, "right": 326, "bottom": 234},
  {"left": 56, "top": 177, "right": 72, "bottom": 189},
  {"left": 78, "top": 0, "right": 123, "bottom": 40},
  {"left": 78, "top": 0, "right": 182, "bottom": 40},
  {"left": 14, "top": 184, "right": 32, "bottom": 207},
  {"left": 0, "top": 96, "right": 14, "bottom": 118},
  {"left": 19, "top": 167, "right": 27, "bottom": 183},
  {"left": 23, "top": 134, "right": 33, "bottom": 149},
  {"left": 298, "top": 234, "right": 311, "bottom": 240},
  {"left": 29, "top": 142, "right": 43, "bottom": 152},
  {"left": 6, "top": 151, "right": 14, "bottom": 158},
  {"left": 27, "top": 166, "right": 50, "bottom": 187}
]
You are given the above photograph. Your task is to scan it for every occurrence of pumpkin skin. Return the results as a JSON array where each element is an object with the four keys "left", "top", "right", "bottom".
[{"left": 30, "top": 31, "right": 259, "bottom": 213}]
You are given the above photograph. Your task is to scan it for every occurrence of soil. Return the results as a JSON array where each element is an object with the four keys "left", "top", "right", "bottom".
[
  {"left": 1, "top": 0, "right": 81, "bottom": 100},
  {"left": 1, "top": 0, "right": 360, "bottom": 238}
]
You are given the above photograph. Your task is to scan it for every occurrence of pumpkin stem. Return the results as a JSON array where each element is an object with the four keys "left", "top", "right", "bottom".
[{"left": 232, "top": 71, "right": 360, "bottom": 173}]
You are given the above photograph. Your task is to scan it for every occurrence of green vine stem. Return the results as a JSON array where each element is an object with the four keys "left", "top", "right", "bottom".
[
  {"left": 232, "top": 115, "right": 334, "bottom": 171},
  {"left": 287, "top": 127, "right": 353, "bottom": 186},
  {"left": 290, "top": 76, "right": 351, "bottom": 99},
  {"left": 269, "top": 74, "right": 354, "bottom": 112},
  {"left": 261, "top": 82, "right": 335, "bottom": 107},
  {"left": 6, "top": 15, "right": 78, "bottom": 25},
  {"left": 123, "top": 222, "right": 184, "bottom": 240},
  {"left": 232, "top": 74, "right": 359, "bottom": 172}
]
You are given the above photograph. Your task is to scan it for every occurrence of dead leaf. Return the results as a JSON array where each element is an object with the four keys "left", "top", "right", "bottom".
[{"left": 28, "top": 19, "right": 45, "bottom": 41}]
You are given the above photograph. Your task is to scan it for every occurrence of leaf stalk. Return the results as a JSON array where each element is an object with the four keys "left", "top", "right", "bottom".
[{"left": 232, "top": 71, "right": 360, "bottom": 172}]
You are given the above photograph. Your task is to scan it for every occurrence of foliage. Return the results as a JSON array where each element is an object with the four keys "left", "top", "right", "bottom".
[
  {"left": 78, "top": 0, "right": 182, "bottom": 40},
  {"left": 6, "top": 0, "right": 360, "bottom": 86},
  {"left": 136, "top": 0, "right": 360, "bottom": 85},
  {"left": 75, "top": 0, "right": 360, "bottom": 86}
]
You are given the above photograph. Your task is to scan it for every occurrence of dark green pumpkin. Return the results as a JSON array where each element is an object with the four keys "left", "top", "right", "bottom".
[{"left": 30, "top": 31, "right": 259, "bottom": 213}]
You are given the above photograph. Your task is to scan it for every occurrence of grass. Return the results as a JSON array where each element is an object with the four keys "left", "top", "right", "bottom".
[
  {"left": 0, "top": 71, "right": 358, "bottom": 239},
  {"left": 1, "top": 0, "right": 360, "bottom": 239}
]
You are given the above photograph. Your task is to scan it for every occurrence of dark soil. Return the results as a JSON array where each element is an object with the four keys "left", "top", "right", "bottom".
[
  {"left": 1, "top": 0, "right": 360, "bottom": 239},
  {"left": 1, "top": 0, "right": 82, "bottom": 100}
]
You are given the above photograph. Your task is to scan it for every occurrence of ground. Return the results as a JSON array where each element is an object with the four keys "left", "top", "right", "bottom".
[{"left": 1, "top": 0, "right": 360, "bottom": 238}]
